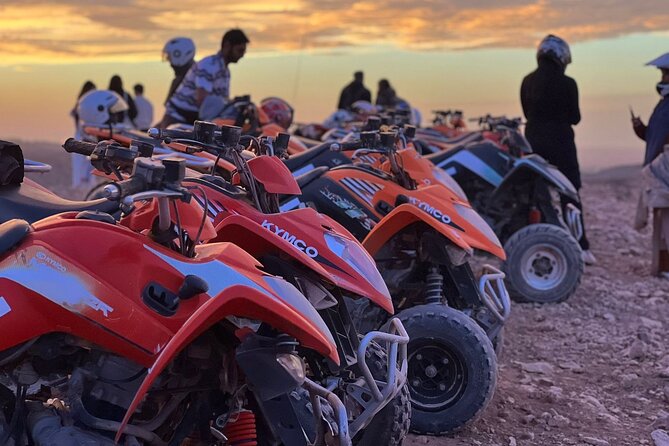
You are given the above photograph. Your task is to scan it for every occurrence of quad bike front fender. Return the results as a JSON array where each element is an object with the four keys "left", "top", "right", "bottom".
[
  {"left": 493, "top": 156, "right": 579, "bottom": 202},
  {"left": 211, "top": 214, "right": 333, "bottom": 282},
  {"left": 362, "top": 203, "right": 473, "bottom": 257},
  {"left": 116, "top": 281, "right": 339, "bottom": 442}
]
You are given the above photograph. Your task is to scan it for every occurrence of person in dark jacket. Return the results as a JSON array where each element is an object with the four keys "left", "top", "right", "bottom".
[
  {"left": 632, "top": 52, "right": 669, "bottom": 166},
  {"left": 108, "top": 75, "right": 137, "bottom": 127},
  {"left": 376, "top": 79, "right": 397, "bottom": 107},
  {"left": 337, "top": 71, "right": 371, "bottom": 110},
  {"left": 521, "top": 34, "right": 595, "bottom": 265}
]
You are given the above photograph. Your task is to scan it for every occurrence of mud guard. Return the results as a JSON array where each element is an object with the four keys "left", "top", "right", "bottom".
[
  {"left": 211, "top": 214, "right": 333, "bottom": 280},
  {"left": 211, "top": 215, "right": 394, "bottom": 313},
  {"left": 115, "top": 283, "right": 338, "bottom": 442},
  {"left": 362, "top": 203, "right": 473, "bottom": 257}
]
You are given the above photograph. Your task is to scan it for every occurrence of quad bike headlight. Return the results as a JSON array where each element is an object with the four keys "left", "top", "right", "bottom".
[
  {"left": 453, "top": 203, "right": 503, "bottom": 251},
  {"left": 276, "top": 353, "right": 306, "bottom": 384},
  {"left": 324, "top": 232, "right": 391, "bottom": 300}
]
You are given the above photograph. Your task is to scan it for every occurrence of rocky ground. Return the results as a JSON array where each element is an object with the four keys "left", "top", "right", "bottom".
[
  {"left": 404, "top": 166, "right": 669, "bottom": 446},
  {"left": 16, "top": 142, "right": 669, "bottom": 446}
]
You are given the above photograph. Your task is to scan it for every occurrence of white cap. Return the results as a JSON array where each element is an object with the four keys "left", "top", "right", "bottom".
[{"left": 646, "top": 53, "right": 669, "bottom": 69}]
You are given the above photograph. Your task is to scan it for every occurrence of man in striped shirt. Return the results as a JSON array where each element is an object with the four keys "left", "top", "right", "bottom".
[{"left": 159, "top": 29, "right": 249, "bottom": 128}]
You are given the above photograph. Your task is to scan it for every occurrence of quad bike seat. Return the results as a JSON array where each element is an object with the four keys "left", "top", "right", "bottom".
[
  {"left": 295, "top": 166, "right": 328, "bottom": 189},
  {"left": 0, "top": 183, "right": 119, "bottom": 225},
  {"left": 0, "top": 219, "right": 31, "bottom": 255},
  {"left": 283, "top": 142, "right": 333, "bottom": 172}
]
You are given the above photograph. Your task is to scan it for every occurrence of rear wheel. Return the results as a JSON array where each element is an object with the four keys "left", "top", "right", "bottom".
[
  {"left": 502, "top": 223, "right": 583, "bottom": 303},
  {"left": 386, "top": 304, "right": 497, "bottom": 435}
]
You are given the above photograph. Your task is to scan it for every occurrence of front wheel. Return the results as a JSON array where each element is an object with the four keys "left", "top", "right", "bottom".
[
  {"left": 502, "top": 223, "right": 583, "bottom": 303},
  {"left": 386, "top": 304, "right": 497, "bottom": 435},
  {"left": 353, "top": 339, "right": 411, "bottom": 446}
]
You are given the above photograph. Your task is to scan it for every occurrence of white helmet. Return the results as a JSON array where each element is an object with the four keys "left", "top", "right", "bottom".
[
  {"left": 162, "top": 37, "right": 196, "bottom": 67},
  {"left": 77, "top": 90, "right": 128, "bottom": 125},
  {"left": 537, "top": 34, "right": 572, "bottom": 69},
  {"left": 646, "top": 53, "right": 669, "bottom": 70}
]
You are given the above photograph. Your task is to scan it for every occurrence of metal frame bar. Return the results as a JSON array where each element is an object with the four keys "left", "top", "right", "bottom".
[{"left": 478, "top": 264, "right": 511, "bottom": 323}]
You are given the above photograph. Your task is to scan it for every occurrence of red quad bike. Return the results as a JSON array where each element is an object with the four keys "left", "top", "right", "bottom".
[
  {"left": 280, "top": 128, "right": 511, "bottom": 435},
  {"left": 0, "top": 146, "right": 354, "bottom": 445},
  {"left": 56, "top": 131, "right": 412, "bottom": 445}
]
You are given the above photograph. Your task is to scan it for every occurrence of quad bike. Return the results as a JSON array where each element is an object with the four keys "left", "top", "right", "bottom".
[
  {"left": 304, "top": 114, "right": 584, "bottom": 304},
  {"left": 420, "top": 116, "right": 584, "bottom": 303},
  {"left": 0, "top": 146, "right": 352, "bottom": 445},
  {"left": 6, "top": 130, "right": 411, "bottom": 445},
  {"left": 105, "top": 123, "right": 505, "bottom": 434},
  {"left": 281, "top": 127, "right": 510, "bottom": 434},
  {"left": 78, "top": 124, "right": 412, "bottom": 445},
  {"left": 81, "top": 96, "right": 310, "bottom": 178}
]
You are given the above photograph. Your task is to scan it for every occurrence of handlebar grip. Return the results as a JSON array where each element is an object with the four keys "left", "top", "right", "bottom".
[
  {"left": 105, "top": 176, "right": 147, "bottom": 200},
  {"left": 336, "top": 141, "right": 363, "bottom": 151},
  {"left": 62, "top": 138, "right": 96, "bottom": 155},
  {"left": 118, "top": 176, "right": 146, "bottom": 197},
  {"left": 148, "top": 128, "right": 194, "bottom": 141}
]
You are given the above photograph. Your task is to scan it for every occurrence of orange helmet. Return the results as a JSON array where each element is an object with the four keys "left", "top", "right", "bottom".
[{"left": 260, "top": 97, "right": 294, "bottom": 129}]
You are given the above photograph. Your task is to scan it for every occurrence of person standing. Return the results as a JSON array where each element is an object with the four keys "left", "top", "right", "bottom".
[
  {"left": 108, "top": 75, "right": 137, "bottom": 127},
  {"left": 162, "top": 37, "right": 196, "bottom": 105},
  {"left": 133, "top": 84, "right": 154, "bottom": 131},
  {"left": 375, "top": 79, "right": 397, "bottom": 108},
  {"left": 159, "top": 29, "right": 249, "bottom": 128},
  {"left": 520, "top": 34, "right": 596, "bottom": 265},
  {"left": 70, "top": 81, "right": 96, "bottom": 188},
  {"left": 632, "top": 53, "right": 669, "bottom": 277},
  {"left": 337, "top": 71, "right": 371, "bottom": 110},
  {"left": 631, "top": 53, "right": 669, "bottom": 166}
]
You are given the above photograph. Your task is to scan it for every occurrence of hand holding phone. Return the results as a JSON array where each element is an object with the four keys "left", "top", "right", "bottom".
[{"left": 630, "top": 106, "right": 642, "bottom": 127}]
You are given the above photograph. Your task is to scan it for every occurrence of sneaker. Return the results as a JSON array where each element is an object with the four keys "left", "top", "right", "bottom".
[{"left": 582, "top": 250, "right": 597, "bottom": 265}]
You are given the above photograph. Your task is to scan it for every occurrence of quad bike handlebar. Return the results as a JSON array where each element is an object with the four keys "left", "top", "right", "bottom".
[{"left": 63, "top": 138, "right": 96, "bottom": 156}]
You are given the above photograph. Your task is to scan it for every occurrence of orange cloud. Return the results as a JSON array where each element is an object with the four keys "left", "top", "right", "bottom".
[{"left": 1, "top": 0, "right": 668, "bottom": 65}]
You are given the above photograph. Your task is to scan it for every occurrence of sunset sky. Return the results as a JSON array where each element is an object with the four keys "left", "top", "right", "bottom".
[{"left": 1, "top": 0, "right": 668, "bottom": 169}]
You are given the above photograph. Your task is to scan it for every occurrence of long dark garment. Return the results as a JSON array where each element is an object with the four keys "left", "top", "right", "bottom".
[{"left": 521, "top": 57, "right": 590, "bottom": 250}]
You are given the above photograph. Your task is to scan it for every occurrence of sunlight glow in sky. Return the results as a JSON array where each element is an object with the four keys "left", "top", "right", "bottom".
[{"left": 1, "top": 0, "right": 669, "bottom": 169}]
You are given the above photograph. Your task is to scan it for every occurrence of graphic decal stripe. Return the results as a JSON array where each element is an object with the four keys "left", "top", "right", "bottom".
[{"left": 340, "top": 178, "right": 373, "bottom": 205}]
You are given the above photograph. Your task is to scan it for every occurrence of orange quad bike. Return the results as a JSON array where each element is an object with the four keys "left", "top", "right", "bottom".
[
  {"left": 281, "top": 128, "right": 511, "bottom": 435},
  {"left": 113, "top": 123, "right": 507, "bottom": 435},
  {"left": 289, "top": 114, "right": 584, "bottom": 305},
  {"left": 62, "top": 129, "right": 412, "bottom": 446},
  {"left": 0, "top": 145, "right": 354, "bottom": 445}
]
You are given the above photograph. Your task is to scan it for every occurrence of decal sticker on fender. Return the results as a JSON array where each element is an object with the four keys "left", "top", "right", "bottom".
[
  {"left": 320, "top": 187, "right": 375, "bottom": 231},
  {"left": 408, "top": 197, "right": 452, "bottom": 224},
  {"left": 0, "top": 248, "right": 114, "bottom": 317},
  {"left": 0, "top": 297, "right": 10, "bottom": 318},
  {"left": 261, "top": 220, "right": 319, "bottom": 258},
  {"left": 407, "top": 197, "right": 464, "bottom": 231}
]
